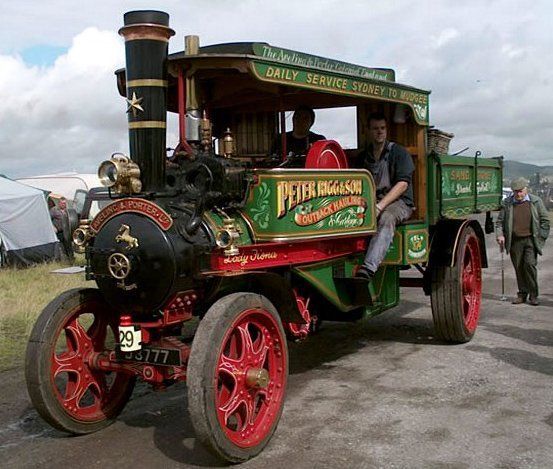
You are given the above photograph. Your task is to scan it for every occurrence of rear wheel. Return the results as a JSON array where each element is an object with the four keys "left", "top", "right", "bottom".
[
  {"left": 430, "top": 226, "right": 482, "bottom": 343},
  {"left": 187, "top": 292, "right": 288, "bottom": 462},
  {"left": 25, "top": 288, "right": 135, "bottom": 434}
]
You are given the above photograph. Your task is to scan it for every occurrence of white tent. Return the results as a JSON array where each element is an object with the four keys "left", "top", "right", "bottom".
[
  {"left": 0, "top": 177, "right": 60, "bottom": 267},
  {"left": 16, "top": 172, "right": 101, "bottom": 201}
]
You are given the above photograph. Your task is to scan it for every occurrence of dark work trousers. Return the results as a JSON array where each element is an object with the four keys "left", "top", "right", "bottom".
[{"left": 509, "top": 236, "right": 538, "bottom": 298}]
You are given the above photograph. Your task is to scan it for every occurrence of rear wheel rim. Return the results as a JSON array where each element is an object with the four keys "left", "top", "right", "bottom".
[
  {"left": 215, "top": 308, "right": 286, "bottom": 448},
  {"left": 461, "top": 234, "right": 482, "bottom": 332},
  {"left": 50, "top": 301, "right": 131, "bottom": 422}
]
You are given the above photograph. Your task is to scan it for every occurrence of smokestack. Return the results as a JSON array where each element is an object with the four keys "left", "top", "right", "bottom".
[{"left": 119, "top": 10, "right": 175, "bottom": 192}]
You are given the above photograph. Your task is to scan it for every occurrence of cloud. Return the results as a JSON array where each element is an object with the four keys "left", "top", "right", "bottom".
[
  {"left": 0, "top": 0, "right": 552, "bottom": 177},
  {"left": 0, "top": 28, "right": 128, "bottom": 177}
]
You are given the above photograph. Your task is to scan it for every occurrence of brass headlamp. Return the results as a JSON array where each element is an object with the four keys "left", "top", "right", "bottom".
[
  {"left": 215, "top": 218, "right": 240, "bottom": 256},
  {"left": 98, "top": 154, "right": 142, "bottom": 194},
  {"left": 72, "top": 220, "right": 94, "bottom": 253}
]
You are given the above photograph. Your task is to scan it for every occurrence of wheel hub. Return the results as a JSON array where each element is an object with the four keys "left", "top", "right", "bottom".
[{"left": 245, "top": 367, "right": 269, "bottom": 389}]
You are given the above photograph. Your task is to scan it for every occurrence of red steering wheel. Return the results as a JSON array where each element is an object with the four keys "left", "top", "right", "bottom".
[{"left": 304, "top": 140, "right": 349, "bottom": 169}]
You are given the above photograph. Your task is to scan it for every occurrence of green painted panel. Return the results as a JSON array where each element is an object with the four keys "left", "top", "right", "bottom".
[
  {"left": 365, "top": 266, "right": 400, "bottom": 317},
  {"left": 252, "top": 43, "right": 395, "bottom": 82},
  {"left": 427, "top": 154, "right": 503, "bottom": 224},
  {"left": 251, "top": 61, "right": 430, "bottom": 125},
  {"left": 293, "top": 259, "right": 359, "bottom": 311},
  {"left": 294, "top": 259, "right": 399, "bottom": 316},
  {"left": 243, "top": 169, "right": 377, "bottom": 241},
  {"left": 404, "top": 227, "right": 429, "bottom": 263},
  {"left": 383, "top": 224, "right": 428, "bottom": 265}
]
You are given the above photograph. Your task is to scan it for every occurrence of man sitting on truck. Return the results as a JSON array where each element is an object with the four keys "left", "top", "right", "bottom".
[
  {"left": 273, "top": 106, "right": 325, "bottom": 162},
  {"left": 356, "top": 113, "right": 415, "bottom": 280}
]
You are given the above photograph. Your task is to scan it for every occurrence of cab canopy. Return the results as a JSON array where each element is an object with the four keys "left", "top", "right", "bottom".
[
  {"left": 117, "top": 41, "right": 430, "bottom": 127},
  {"left": 116, "top": 40, "right": 431, "bottom": 218}
]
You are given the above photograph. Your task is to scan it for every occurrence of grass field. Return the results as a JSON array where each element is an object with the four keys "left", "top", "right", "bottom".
[{"left": 0, "top": 259, "right": 88, "bottom": 371}]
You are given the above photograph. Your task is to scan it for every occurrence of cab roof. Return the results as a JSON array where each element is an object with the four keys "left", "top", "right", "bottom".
[{"left": 118, "top": 41, "right": 431, "bottom": 125}]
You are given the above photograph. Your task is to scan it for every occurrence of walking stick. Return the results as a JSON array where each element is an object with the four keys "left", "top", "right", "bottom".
[{"left": 500, "top": 244, "right": 507, "bottom": 301}]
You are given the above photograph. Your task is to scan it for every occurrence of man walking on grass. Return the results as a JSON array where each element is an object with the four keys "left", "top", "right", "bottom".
[{"left": 496, "top": 177, "right": 550, "bottom": 305}]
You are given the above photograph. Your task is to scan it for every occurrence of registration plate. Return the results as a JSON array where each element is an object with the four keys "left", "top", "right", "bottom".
[{"left": 115, "top": 346, "right": 181, "bottom": 366}]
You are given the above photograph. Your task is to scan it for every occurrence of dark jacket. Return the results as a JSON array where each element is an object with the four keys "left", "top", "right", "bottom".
[
  {"left": 359, "top": 141, "right": 415, "bottom": 206},
  {"left": 495, "top": 193, "right": 550, "bottom": 255},
  {"left": 272, "top": 131, "right": 326, "bottom": 156}
]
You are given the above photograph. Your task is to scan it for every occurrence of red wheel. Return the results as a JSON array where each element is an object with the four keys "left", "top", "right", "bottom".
[
  {"left": 430, "top": 226, "right": 483, "bottom": 343},
  {"left": 188, "top": 293, "right": 288, "bottom": 462},
  {"left": 25, "top": 288, "right": 135, "bottom": 434},
  {"left": 284, "top": 288, "right": 320, "bottom": 340},
  {"left": 461, "top": 233, "right": 482, "bottom": 333},
  {"left": 305, "top": 140, "right": 349, "bottom": 169}
]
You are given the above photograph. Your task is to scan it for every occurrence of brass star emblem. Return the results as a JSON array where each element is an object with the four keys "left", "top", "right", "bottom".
[{"left": 126, "top": 92, "right": 144, "bottom": 117}]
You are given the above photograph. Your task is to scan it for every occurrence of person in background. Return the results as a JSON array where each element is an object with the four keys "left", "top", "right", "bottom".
[
  {"left": 496, "top": 177, "right": 549, "bottom": 305},
  {"left": 49, "top": 197, "right": 72, "bottom": 261},
  {"left": 49, "top": 197, "right": 65, "bottom": 235},
  {"left": 355, "top": 113, "right": 415, "bottom": 281},
  {"left": 273, "top": 106, "right": 325, "bottom": 160}
]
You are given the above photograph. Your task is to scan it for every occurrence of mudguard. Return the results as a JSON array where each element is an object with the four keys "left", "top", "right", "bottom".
[{"left": 423, "top": 218, "right": 487, "bottom": 295}]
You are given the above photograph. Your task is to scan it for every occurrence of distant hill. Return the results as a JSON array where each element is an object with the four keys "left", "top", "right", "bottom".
[{"left": 503, "top": 160, "right": 553, "bottom": 180}]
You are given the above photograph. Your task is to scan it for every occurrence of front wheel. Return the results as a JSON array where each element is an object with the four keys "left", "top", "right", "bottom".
[
  {"left": 187, "top": 292, "right": 288, "bottom": 463},
  {"left": 430, "top": 226, "right": 483, "bottom": 343},
  {"left": 25, "top": 288, "right": 135, "bottom": 434}
]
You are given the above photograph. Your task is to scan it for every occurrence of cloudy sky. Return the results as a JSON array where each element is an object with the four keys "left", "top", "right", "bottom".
[{"left": 1, "top": 0, "right": 552, "bottom": 178}]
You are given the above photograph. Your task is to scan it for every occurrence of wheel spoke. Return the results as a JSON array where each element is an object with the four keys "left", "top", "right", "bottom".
[
  {"left": 236, "top": 324, "right": 255, "bottom": 360},
  {"left": 463, "top": 270, "right": 474, "bottom": 294},
  {"left": 220, "top": 392, "right": 247, "bottom": 427},
  {"left": 251, "top": 328, "right": 269, "bottom": 368},
  {"left": 87, "top": 315, "right": 108, "bottom": 351},
  {"left": 52, "top": 351, "right": 82, "bottom": 377},
  {"left": 244, "top": 393, "right": 256, "bottom": 426},
  {"left": 218, "top": 353, "right": 242, "bottom": 376},
  {"left": 464, "top": 293, "right": 472, "bottom": 310},
  {"left": 65, "top": 317, "right": 94, "bottom": 355},
  {"left": 90, "top": 369, "right": 109, "bottom": 396},
  {"left": 236, "top": 321, "right": 269, "bottom": 368},
  {"left": 64, "top": 374, "right": 94, "bottom": 410}
]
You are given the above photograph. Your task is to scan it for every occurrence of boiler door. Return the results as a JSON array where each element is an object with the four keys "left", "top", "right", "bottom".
[{"left": 91, "top": 213, "right": 176, "bottom": 313}]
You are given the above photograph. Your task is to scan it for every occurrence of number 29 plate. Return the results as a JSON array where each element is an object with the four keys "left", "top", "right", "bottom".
[{"left": 115, "top": 346, "right": 181, "bottom": 366}]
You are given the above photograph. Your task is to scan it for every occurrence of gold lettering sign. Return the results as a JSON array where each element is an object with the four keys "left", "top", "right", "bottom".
[
  {"left": 276, "top": 179, "right": 363, "bottom": 218},
  {"left": 90, "top": 198, "right": 173, "bottom": 232},
  {"left": 222, "top": 250, "right": 278, "bottom": 267},
  {"left": 294, "top": 196, "right": 366, "bottom": 226},
  {"left": 450, "top": 170, "right": 471, "bottom": 181}
]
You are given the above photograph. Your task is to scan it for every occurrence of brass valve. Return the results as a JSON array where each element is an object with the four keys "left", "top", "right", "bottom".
[
  {"left": 200, "top": 110, "right": 212, "bottom": 151},
  {"left": 222, "top": 128, "right": 235, "bottom": 158}
]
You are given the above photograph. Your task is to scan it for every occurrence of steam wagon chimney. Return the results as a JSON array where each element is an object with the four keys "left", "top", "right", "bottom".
[{"left": 119, "top": 10, "right": 175, "bottom": 192}]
